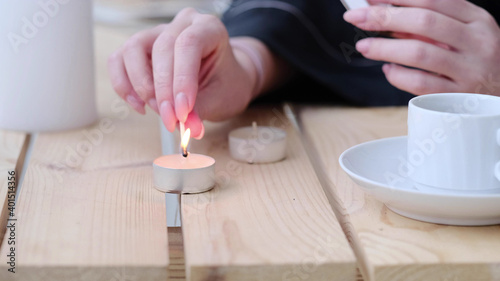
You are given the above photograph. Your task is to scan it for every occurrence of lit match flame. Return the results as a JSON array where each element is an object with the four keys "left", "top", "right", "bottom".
[{"left": 181, "top": 128, "right": 191, "bottom": 157}]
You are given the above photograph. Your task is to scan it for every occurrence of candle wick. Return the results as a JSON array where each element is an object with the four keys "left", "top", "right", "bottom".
[{"left": 251, "top": 121, "right": 258, "bottom": 139}]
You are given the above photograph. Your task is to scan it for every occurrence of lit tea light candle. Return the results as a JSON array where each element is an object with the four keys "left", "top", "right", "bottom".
[
  {"left": 153, "top": 128, "right": 215, "bottom": 194},
  {"left": 229, "top": 122, "right": 287, "bottom": 164}
]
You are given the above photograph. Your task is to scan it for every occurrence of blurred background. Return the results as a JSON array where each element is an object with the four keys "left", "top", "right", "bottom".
[{"left": 94, "top": 0, "right": 231, "bottom": 26}]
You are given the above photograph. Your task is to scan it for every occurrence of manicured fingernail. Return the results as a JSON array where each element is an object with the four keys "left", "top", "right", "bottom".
[
  {"left": 175, "top": 92, "right": 189, "bottom": 123},
  {"left": 344, "top": 8, "right": 367, "bottom": 24},
  {"left": 148, "top": 98, "right": 159, "bottom": 114},
  {"left": 126, "top": 95, "right": 145, "bottom": 115},
  {"left": 356, "top": 39, "right": 371, "bottom": 53},
  {"left": 160, "top": 100, "right": 176, "bottom": 132},
  {"left": 382, "top": 63, "right": 391, "bottom": 73},
  {"left": 436, "top": 42, "right": 452, "bottom": 50},
  {"left": 194, "top": 123, "right": 205, "bottom": 140}
]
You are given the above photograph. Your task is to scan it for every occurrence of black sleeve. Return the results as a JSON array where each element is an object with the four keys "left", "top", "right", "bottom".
[{"left": 221, "top": 0, "right": 415, "bottom": 106}]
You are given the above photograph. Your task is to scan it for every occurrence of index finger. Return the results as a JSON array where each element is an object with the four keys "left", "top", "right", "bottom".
[
  {"left": 172, "top": 14, "right": 228, "bottom": 123},
  {"left": 345, "top": 6, "right": 466, "bottom": 49},
  {"left": 152, "top": 8, "right": 196, "bottom": 132}
]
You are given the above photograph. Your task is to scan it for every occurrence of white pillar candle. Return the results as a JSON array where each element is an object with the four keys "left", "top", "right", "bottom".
[
  {"left": 0, "top": 1, "right": 97, "bottom": 132},
  {"left": 153, "top": 128, "right": 215, "bottom": 194},
  {"left": 229, "top": 122, "right": 287, "bottom": 164}
]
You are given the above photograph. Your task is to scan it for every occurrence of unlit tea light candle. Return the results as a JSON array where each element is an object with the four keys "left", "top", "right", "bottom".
[
  {"left": 153, "top": 128, "right": 215, "bottom": 194},
  {"left": 229, "top": 122, "right": 287, "bottom": 164}
]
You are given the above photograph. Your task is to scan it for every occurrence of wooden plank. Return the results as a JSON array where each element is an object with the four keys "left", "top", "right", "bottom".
[
  {"left": 0, "top": 106, "right": 169, "bottom": 281},
  {"left": 300, "top": 106, "right": 500, "bottom": 281},
  {"left": 0, "top": 25, "right": 169, "bottom": 280},
  {"left": 0, "top": 131, "right": 28, "bottom": 244},
  {"left": 182, "top": 106, "right": 357, "bottom": 281}
]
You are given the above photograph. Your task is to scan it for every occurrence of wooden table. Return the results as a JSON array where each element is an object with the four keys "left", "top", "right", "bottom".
[{"left": 0, "top": 24, "right": 499, "bottom": 281}]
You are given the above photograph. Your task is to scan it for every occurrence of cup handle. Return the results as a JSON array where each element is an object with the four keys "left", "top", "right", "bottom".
[
  {"left": 496, "top": 162, "right": 500, "bottom": 182},
  {"left": 497, "top": 129, "right": 500, "bottom": 146},
  {"left": 497, "top": 129, "right": 500, "bottom": 181}
]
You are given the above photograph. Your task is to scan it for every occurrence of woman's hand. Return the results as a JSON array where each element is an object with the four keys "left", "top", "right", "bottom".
[
  {"left": 344, "top": 0, "right": 500, "bottom": 96},
  {"left": 107, "top": 8, "right": 260, "bottom": 138}
]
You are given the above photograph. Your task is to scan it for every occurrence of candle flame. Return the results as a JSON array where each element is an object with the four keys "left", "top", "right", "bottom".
[{"left": 181, "top": 128, "right": 191, "bottom": 157}]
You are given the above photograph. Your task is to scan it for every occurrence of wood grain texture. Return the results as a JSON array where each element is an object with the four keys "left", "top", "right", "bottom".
[
  {"left": 182, "top": 107, "right": 357, "bottom": 281},
  {"left": 0, "top": 25, "right": 169, "bottom": 280},
  {"left": 300, "top": 106, "right": 500, "bottom": 281},
  {"left": 0, "top": 131, "right": 28, "bottom": 244}
]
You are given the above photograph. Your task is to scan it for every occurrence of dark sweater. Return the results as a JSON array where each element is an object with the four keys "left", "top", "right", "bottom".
[{"left": 222, "top": 0, "right": 500, "bottom": 106}]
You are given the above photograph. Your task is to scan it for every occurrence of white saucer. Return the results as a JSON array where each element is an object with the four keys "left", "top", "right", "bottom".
[{"left": 339, "top": 136, "right": 500, "bottom": 226}]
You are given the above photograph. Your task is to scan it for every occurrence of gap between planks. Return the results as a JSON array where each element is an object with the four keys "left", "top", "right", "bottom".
[
  {"left": 299, "top": 105, "right": 500, "bottom": 281},
  {"left": 284, "top": 104, "right": 372, "bottom": 281},
  {"left": 181, "top": 105, "right": 357, "bottom": 281},
  {"left": 172, "top": 104, "right": 362, "bottom": 281},
  {"left": 0, "top": 133, "right": 31, "bottom": 247}
]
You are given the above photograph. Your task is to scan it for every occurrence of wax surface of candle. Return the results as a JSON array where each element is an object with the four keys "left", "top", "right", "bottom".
[{"left": 154, "top": 154, "right": 215, "bottom": 169}]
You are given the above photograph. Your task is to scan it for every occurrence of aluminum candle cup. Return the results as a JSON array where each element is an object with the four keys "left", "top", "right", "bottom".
[
  {"left": 153, "top": 154, "right": 215, "bottom": 194},
  {"left": 229, "top": 125, "right": 287, "bottom": 164}
]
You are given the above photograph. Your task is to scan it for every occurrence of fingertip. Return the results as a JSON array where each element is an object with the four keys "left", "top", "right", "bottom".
[
  {"left": 184, "top": 112, "right": 203, "bottom": 139},
  {"left": 160, "top": 100, "right": 177, "bottom": 132},
  {"left": 126, "top": 94, "right": 146, "bottom": 115},
  {"left": 355, "top": 38, "right": 371, "bottom": 53},
  {"left": 194, "top": 123, "right": 205, "bottom": 140},
  {"left": 382, "top": 63, "right": 392, "bottom": 74},
  {"left": 343, "top": 8, "right": 368, "bottom": 24},
  {"left": 148, "top": 98, "right": 159, "bottom": 114}
]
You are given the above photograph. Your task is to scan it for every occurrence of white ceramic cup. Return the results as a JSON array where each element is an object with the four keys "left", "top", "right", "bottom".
[
  {"left": 407, "top": 93, "right": 500, "bottom": 191},
  {"left": 0, "top": 0, "right": 97, "bottom": 132}
]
